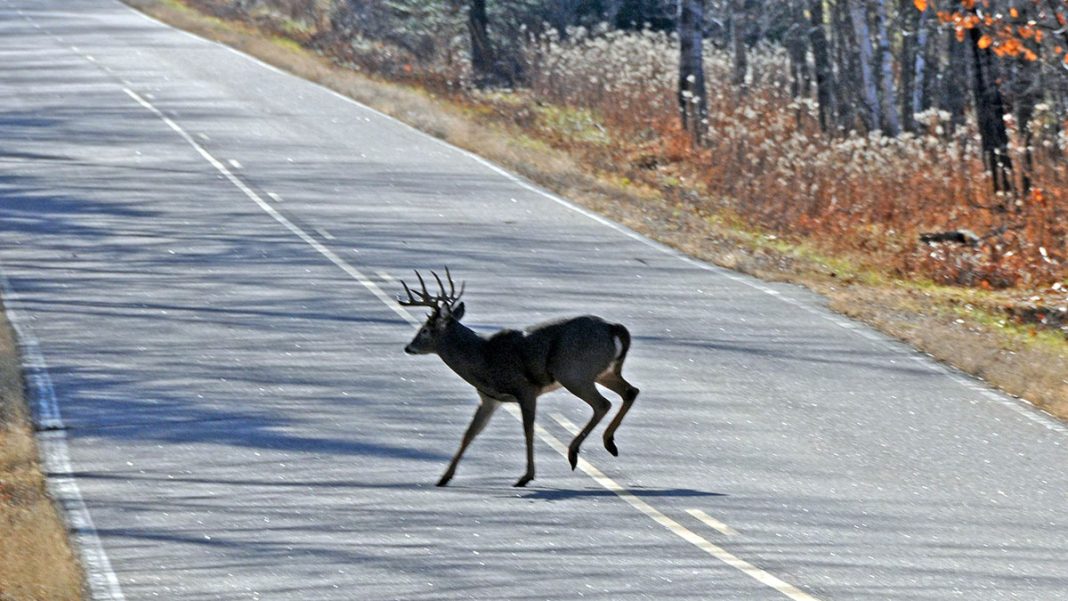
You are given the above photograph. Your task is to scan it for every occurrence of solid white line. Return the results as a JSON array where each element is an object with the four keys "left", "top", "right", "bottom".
[
  {"left": 121, "top": 87, "right": 420, "bottom": 328},
  {"left": 540, "top": 411, "right": 820, "bottom": 601},
  {"left": 687, "top": 508, "right": 740, "bottom": 537},
  {"left": 0, "top": 269, "right": 126, "bottom": 601}
]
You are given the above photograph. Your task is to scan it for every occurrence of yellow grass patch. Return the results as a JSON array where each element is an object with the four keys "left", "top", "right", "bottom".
[{"left": 0, "top": 301, "right": 85, "bottom": 601}]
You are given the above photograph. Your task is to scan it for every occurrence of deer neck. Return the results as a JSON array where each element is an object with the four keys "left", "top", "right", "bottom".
[{"left": 436, "top": 321, "right": 493, "bottom": 391}]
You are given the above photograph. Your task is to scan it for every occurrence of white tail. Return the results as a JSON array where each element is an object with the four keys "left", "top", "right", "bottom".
[{"left": 400, "top": 268, "right": 639, "bottom": 487}]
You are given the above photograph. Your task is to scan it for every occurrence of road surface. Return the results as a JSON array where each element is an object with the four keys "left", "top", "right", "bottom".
[{"left": 1, "top": 1, "right": 1067, "bottom": 599}]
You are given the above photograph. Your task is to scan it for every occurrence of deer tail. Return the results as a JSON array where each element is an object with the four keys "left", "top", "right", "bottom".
[{"left": 610, "top": 323, "right": 631, "bottom": 368}]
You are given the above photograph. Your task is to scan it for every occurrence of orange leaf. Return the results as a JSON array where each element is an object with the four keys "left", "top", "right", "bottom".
[
  {"left": 978, "top": 34, "right": 993, "bottom": 49},
  {"left": 914, "top": 0, "right": 927, "bottom": 11}
]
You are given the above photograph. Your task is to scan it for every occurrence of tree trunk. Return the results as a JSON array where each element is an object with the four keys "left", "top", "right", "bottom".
[
  {"left": 874, "top": 0, "right": 900, "bottom": 135},
  {"left": 678, "top": 0, "right": 709, "bottom": 145},
  {"left": 468, "top": 0, "right": 497, "bottom": 87},
  {"left": 897, "top": 0, "right": 919, "bottom": 132},
  {"left": 912, "top": 4, "right": 930, "bottom": 118},
  {"left": 942, "top": 30, "right": 967, "bottom": 132},
  {"left": 730, "top": 0, "right": 748, "bottom": 93},
  {"left": 785, "top": 3, "right": 810, "bottom": 101},
  {"left": 602, "top": 0, "right": 624, "bottom": 28},
  {"left": 1010, "top": 6, "right": 1041, "bottom": 195},
  {"left": 809, "top": 0, "right": 836, "bottom": 133},
  {"left": 833, "top": 0, "right": 859, "bottom": 130},
  {"left": 968, "top": 25, "right": 1014, "bottom": 199},
  {"left": 848, "top": 0, "right": 881, "bottom": 133}
]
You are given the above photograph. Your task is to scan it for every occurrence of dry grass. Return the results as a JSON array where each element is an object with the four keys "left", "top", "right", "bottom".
[
  {"left": 0, "top": 300, "right": 85, "bottom": 601},
  {"left": 121, "top": 0, "right": 1068, "bottom": 422}
]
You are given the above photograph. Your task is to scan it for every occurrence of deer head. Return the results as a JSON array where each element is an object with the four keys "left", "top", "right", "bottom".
[{"left": 398, "top": 268, "right": 465, "bottom": 355}]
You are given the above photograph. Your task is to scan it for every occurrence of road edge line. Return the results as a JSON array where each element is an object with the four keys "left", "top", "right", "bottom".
[{"left": 0, "top": 268, "right": 127, "bottom": 601}]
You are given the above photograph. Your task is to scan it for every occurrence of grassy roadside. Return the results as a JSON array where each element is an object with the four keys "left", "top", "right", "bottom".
[
  {"left": 121, "top": 0, "right": 1068, "bottom": 422},
  {"left": 0, "top": 299, "right": 85, "bottom": 601}
]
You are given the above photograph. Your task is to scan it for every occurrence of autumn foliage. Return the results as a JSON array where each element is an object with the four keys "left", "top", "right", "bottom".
[
  {"left": 937, "top": 0, "right": 1068, "bottom": 63},
  {"left": 518, "top": 28, "right": 1067, "bottom": 289}
]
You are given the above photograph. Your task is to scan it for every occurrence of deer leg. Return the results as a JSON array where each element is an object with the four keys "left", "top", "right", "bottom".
[
  {"left": 437, "top": 396, "right": 499, "bottom": 487},
  {"left": 559, "top": 381, "right": 612, "bottom": 470},
  {"left": 597, "top": 371, "right": 639, "bottom": 457},
  {"left": 514, "top": 395, "right": 537, "bottom": 487}
]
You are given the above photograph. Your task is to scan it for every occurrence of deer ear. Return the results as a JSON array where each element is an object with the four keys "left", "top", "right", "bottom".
[{"left": 450, "top": 302, "right": 465, "bottom": 321}]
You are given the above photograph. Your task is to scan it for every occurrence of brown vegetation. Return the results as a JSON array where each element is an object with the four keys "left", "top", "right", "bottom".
[{"left": 0, "top": 302, "right": 84, "bottom": 601}]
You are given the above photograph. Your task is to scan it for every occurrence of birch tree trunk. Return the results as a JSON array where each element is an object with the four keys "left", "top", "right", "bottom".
[
  {"left": 874, "top": 0, "right": 901, "bottom": 135},
  {"left": 678, "top": 0, "right": 709, "bottom": 145},
  {"left": 848, "top": 0, "right": 881, "bottom": 133}
]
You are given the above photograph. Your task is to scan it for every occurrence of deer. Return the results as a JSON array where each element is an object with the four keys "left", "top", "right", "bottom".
[{"left": 398, "top": 268, "right": 639, "bottom": 487}]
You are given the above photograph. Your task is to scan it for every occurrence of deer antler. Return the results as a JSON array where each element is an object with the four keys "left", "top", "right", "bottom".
[{"left": 398, "top": 267, "right": 464, "bottom": 309}]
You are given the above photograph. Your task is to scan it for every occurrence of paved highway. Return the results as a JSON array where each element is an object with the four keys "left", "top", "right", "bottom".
[{"left": 1, "top": 1, "right": 1066, "bottom": 599}]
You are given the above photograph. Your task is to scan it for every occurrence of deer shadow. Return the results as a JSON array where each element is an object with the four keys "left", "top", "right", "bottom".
[{"left": 515, "top": 487, "right": 726, "bottom": 501}]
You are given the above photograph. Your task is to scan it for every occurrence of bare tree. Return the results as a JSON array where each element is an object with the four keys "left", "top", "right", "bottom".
[
  {"left": 678, "top": 0, "right": 710, "bottom": 144},
  {"left": 848, "top": 0, "right": 882, "bottom": 132},
  {"left": 809, "top": 0, "right": 837, "bottom": 132},
  {"left": 873, "top": 0, "right": 900, "bottom": 135},
  {"left": 968, "top": 24, "right": 1014, "bottom": 198},
  {"left": 468, "top": 0, "right": 498, "bottom": 86},
  {"left": 941, "top": 28, "right": 968, "bottom": 132},
  {"left": 911, "top": 2, "right": 931, "bottom": 119},
  {"left": 730, "top": 0, "right": 749, "bottom": 93}
]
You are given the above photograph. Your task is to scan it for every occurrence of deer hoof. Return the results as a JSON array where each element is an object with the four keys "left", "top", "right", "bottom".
[
  {"left": 604, "top": 437, "right": 619, "bottom": 457},
  {"left": 568, "top": 448, "right": 579, "bottom": 470},
  {"left": 514, "top": 474, "right": 534, "bottom": 487},
  {"left": 436, "top": 473, "right": 454, "bottom": 487}
]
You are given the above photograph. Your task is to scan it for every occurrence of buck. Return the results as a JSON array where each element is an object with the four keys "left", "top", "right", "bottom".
[{"left": 399, "top": 269, "right": 639, "bottom": 487}]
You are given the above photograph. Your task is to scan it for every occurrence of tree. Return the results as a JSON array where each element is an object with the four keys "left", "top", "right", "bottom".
[
  {"left": 678, "top": 0, "right": 709, "bottom": 144},
  {"left": 849, "top": 0, "right": 883, "bottom": 132},
  {"left": 467, "top": 0, "right": 502, "bottom": 87},
  {"left": 933, "top": 0, "right": 1068, "bottom": 188},
  {"left": 969, "top": 22, "right": 1016, "bottom": 198},
  {"left": 911, "top": 1, "right": 932, "bottom": 119},
  {"left": 874, "top": 0, "right": 902, "bottom": 134},
  {"left": 731, "top": 0, "right": 749, "bottom": 93},
  {"left": 809, "top": 0, "right": 837, "bottom": 132}
]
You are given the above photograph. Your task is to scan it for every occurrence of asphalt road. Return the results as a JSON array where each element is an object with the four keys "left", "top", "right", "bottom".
[{"left": 2, "top": 1, "right": 1067, "bottom": 599}]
